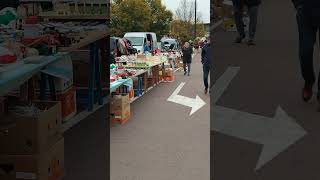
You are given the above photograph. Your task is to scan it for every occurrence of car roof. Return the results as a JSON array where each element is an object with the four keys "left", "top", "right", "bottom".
[{"left": 124, "top": 32, "right": 156, "bottom": 37}]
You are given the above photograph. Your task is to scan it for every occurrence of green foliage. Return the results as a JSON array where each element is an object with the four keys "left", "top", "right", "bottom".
[
  {"left": 170, "top": 0, "right": 206, "bottom": 44},
  {"left": 170, "top": 19, "right": 205, "bottom": 44},
  {"left": 110, "top": 0, "right": 152, "bottom": 37},
  {"left": 110, "top": 0, "right": 173, "bottom": 38}
]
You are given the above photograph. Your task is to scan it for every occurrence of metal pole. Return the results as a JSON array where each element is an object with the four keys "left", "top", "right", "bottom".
[{"left": 194, "top": 0, "right": 197, "bottom": 39}]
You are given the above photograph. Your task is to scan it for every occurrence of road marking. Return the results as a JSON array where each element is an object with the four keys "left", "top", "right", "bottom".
[
  {"left": 212, "top": 67, "right": 240, "bottom": 104},
  {"left": 212, "top": 67, "right": 307, "bottom": 170},
  {"left": 167, "top": 82, "right": 206, "bottom": 115}
]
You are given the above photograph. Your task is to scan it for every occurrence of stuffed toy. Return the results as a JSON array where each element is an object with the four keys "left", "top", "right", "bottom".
[{"left": 0, "top": 7, "right": 17, "bottom": 26}]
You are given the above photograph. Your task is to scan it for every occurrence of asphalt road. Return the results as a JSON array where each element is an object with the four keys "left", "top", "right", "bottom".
[
  {"left": 64, "top": 107, "right": 108, "bottom": 180},
  {"left": 111, "top": 52, "right": 210, "bottom": 180},
  {"left": 212, "top": 0, "right": 320, "bottom": 179}
]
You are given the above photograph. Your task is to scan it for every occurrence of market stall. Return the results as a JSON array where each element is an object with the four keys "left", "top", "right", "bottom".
[
  {"left": 0, "top": 1, "right": 109, "bottom": 179},
  {"left": 109, "top": 52, "right": 176, "bottom": 125}
]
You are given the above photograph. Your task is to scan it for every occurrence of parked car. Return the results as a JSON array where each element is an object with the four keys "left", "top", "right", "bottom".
[
  {"left": 161, "top": 38, "right": 179, "bottom": 52},
  {"left": 123, "top": 32, "right": 159, "bottom": 54}
]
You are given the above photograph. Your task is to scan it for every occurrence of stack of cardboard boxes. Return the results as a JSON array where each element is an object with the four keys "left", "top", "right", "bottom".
[
  {"left": 0, "top": 101, "right": 65, "bottom": 180},
  {"left": 110, "top": 94, "right": 131, "bottom": 125}
]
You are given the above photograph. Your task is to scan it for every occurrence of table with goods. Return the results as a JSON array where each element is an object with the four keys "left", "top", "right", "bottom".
[{"left": 109, "top": 53, "right": 176, "bottom": 125}]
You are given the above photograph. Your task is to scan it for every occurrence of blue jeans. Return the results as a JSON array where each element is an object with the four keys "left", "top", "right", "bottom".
[
  {"left": 296, "top": 8, "right": 320, "bottom": 89},
  {"left": 203, "top": 64, "right": 210, "bottom": 89}
]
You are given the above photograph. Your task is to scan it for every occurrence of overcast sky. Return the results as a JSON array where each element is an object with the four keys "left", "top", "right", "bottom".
[{"left": 161, "top": 0, "right": 210, "bottom": 23}]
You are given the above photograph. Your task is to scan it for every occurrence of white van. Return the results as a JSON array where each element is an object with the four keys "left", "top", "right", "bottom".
[{"left": 123, "top": 32, "right": 159, "bottom": 53}]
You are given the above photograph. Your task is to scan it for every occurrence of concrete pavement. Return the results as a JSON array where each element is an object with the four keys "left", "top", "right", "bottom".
[
  {"left": 111, "top": 52, "right": 210, "bottom": 180},
  {"left": 212, "top": 0, "right": 320, "bottom": 179}
]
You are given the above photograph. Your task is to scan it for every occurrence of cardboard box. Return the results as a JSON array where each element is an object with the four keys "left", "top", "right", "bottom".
[
  {"left": 0, "top": 138, "right": 64, "bottom": 180},
  {"left": 110, "top": 94, "right": 130, "bottom": 124},
  {"left": 111, "top": 106, "right": 130, "bottom": 125},
  {"left": 110, "top": 94, "right": 129, "bottom": 112},
  {"left": 0, "top": 101, "right": 62, "bottom": 155}
]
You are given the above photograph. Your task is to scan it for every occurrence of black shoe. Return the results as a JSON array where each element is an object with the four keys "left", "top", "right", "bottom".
[
  {"left": 184, "top": 72, "right": 187, "bottom": 76},
  {"left": 302, "top": 83, "right": 313, "bottom": 102},
  {"left": 247, "top": 38, "right": 256, "bottom": 46},
  {"left": 234, "top": 35, "right": 245, "bottom": 43},
  {"left": 205, "top": 88, "right": 208, "bottom": 94}
]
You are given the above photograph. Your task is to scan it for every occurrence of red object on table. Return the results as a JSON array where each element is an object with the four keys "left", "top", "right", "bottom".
[
  {"left": 0, "top": 55, "right": 17, "bottom": 64},
  {"left": 24, "top": 16, "right": 38, "bottom": 24}
]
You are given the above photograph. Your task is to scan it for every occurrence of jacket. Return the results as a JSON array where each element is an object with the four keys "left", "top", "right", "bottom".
[
  {"left": 292, "top": 0, "right": 320, "bottom": 9},
  {"left": 292, "top": 0, "right": 303, "bottom": 8},
  {"left": 201, "top": 43, "right": 210, "bottom": 66},
  {"left": 144, "top": 44, "right": 151, "bottom": 53},
  {"left": 293, "top": 0, "right": 320, "bottom": 26},
  {"left": 182, "top": 47, "right": 193, "bottom": 63}
]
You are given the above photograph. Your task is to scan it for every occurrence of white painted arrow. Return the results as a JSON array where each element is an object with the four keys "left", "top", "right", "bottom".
[
  {"left": 168, "top": 82, "right": 206, "bottom": 115},
  {"left": 212, "top": 105, "right": 306, "bottom": 170},
  {"left": 212, "top": 67, "right": 307, "bottom": 171}
]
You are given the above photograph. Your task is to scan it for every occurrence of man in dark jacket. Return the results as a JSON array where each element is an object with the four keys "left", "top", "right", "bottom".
[
  {"left": 292, "top": 0, "right": 320, "bottom": 110},
  {"left": 202, "top": 37, "right": 211, "bottom": 94},
  {"left": 232, "top": 0, "right": 261, "bottom": 45}
]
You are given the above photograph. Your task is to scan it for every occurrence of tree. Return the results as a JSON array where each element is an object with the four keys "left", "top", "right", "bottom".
[
  {"left": 110, "top": 0, "right": 152, "bottom": 37},
  {"left": 170, "top": 0, "right": 206, "bottom": 44},
  {"left": 110, "top": 0, "right": 173, "bottom": 38},
  {"left": 145, "top": 0, "right": 173, "bottom": 39}
]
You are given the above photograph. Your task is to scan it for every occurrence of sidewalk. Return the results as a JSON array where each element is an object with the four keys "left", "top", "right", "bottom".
[{"left": 111, "top": 52, "right": 209, "bottom": 180}]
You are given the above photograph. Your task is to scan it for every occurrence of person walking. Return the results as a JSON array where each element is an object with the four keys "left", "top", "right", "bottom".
[
  {"left": 202, "top": 37, "right": 211, "bottom": 94},
  {"left": 182, "top": 42, "right": 193, "bottom": 76},
  {"left": 292, "top": 0, "right": 320, "bottom": 110},
  {"left": 232, "top": 0, "right": 261, "bottom": 45}
]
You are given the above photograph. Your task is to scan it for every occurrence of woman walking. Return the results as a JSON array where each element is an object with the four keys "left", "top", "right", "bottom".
[{"left": 182, "top": 42, "right": 193, "bottom": 76}]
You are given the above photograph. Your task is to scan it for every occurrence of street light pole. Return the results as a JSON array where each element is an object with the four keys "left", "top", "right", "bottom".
[{"left": 194, "top": 0, "right": 197, "bottom": 39}]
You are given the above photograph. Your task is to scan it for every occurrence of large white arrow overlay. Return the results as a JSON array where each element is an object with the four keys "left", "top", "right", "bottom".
[
  {"left": 167, "top": 82, "right": 206, "bottom": 115},
  {"left": 211, "top": 67, "right": 307, "bottom": 171}
]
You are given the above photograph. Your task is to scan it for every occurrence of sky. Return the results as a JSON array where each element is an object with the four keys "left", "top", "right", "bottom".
[{"left": 161, "top": 0, "right": 210, "bottom": 23}]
